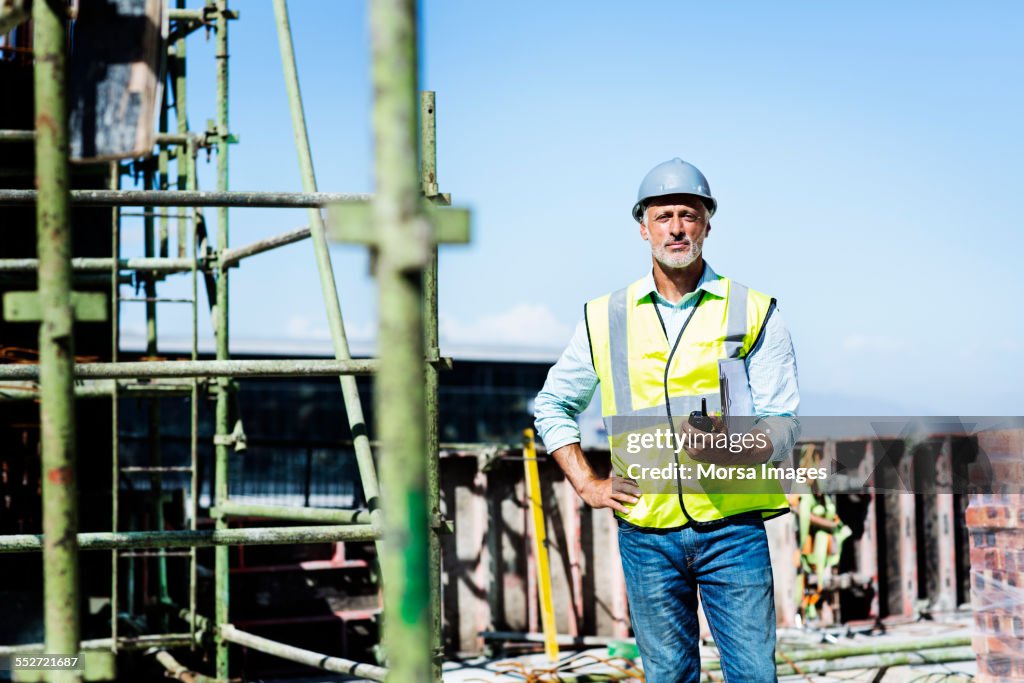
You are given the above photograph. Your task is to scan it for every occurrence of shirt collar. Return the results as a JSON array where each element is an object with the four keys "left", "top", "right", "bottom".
[{"left": 635, "top": 261, "right": 727, "bottom": 304}]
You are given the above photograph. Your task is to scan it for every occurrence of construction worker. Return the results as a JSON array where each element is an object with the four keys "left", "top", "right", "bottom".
[
  {"left": 790, "top": 446, "right": 853, "bottom": 625},
  {"left": 534, "top": 158, "right": 800, "bottom": 683}
]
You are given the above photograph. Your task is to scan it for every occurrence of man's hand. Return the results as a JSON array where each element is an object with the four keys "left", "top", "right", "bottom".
[
  {"left": 549, "top": 443, "right": 642, "bottom": 514},
  {"left": 578, "top": 475, "right": 641, "bottom": 514},
  {"left": 677, "top": 417, "right": 774, "bottom": 466}
]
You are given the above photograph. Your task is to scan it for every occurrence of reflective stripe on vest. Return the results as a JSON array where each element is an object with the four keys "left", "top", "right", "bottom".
[{"left": 585, "top": 274, "right": 789, "bottom": 528}]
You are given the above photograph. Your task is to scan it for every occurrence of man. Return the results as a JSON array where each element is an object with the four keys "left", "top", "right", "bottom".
[{"left": 533, "top": 158, "right": 799, "bottom": 683}]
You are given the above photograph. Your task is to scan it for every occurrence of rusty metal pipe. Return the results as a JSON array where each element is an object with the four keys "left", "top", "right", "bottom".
[{"left": 0, "top": 189, "right": 369, "bottom": 207}]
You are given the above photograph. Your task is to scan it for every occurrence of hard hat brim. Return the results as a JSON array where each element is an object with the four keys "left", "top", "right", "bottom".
[{"left": 632, "top": 196, "right": 718, "bottom": 223}]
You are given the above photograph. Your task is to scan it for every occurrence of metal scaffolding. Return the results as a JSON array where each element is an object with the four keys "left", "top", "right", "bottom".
[{"left": 0, "top": 0, "right": 455, "bottom": 680}]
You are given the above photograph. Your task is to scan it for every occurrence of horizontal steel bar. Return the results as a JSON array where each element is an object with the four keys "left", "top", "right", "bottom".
[
  {"left": 167, "top": 8, "right": 206, "bottom": 21},
  {"left": 120, "top": 432, "right": 462, "bottom": 450},
  {"left": 774, "top": 648, "right": 976, "bottom": 677},
  {"left": 120, "top": 211, "right": 194, "bottom": 219},
  {"left": 0, "top": 524, "right": 379, "bottom": 552},
  {"left": 0, "top": 273, "right": 132, "bottom": 286},
  {"left": 217, "top": 501, "right": 373, "bottom": 524},
  {"left": 167, "top": 8, "right": 238, "bottom": 22},
  {"left": 0, "top": 189, "right": 370, "bottom": 208},
  {"left": 155, "top": 133, "right": 190, "bottom": 145},
  {"left": 154, "top": 650, "right": 214, "bottom": 683},
  {"left": 0, "top": 359, "right": 379, "bottom": 380},
  {"left": 0, "top": 633, "right": 196, "bottom": 655},
  {"left": 117, "top": 550, "right": 193, "bottom": 558},
  {"left": 219, "top": 624, "right": 387, "bottom": 682},
  {"left": 221, "top": 226, "right": 311, "bottom": 267},
  {"left": 0, "top": 230, "right": 315, "bottom": 275},
  {"left": 0, "top": 130, "right": 193, "bottom": 146},
  {"left": 0, "top": 379, "right": 199, "bottom": 400},
  {"left": 0, "top": 130, "right": 34, "bottom": 142},
  {"left": 120, "top": 466, "right": 195, "bottom": 473},
  {"left": 0, "top": 257, "right": 198, "bottom": 273},
  {"left": 233, "top": 608, "right": 380, "bottom": 627}
]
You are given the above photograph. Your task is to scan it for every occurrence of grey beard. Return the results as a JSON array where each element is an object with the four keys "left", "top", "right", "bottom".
[{"left": 653, "top": 240, "right": 702, "bottom": 270}]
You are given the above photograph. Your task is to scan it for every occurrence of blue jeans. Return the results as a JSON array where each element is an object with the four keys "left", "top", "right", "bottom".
[{"left": 617, "top": 515, "right": 777, "bottom": 683}]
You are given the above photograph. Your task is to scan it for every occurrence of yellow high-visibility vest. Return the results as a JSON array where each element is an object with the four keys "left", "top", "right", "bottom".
[{"left": 585, "top": 273, "right": 790, "bottom": 528}]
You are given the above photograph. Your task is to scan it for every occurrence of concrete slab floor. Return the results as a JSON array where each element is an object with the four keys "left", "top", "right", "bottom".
[
  {"left": 437, "top": 615, "right": 978, "bottom": 682},
  {"left": 772, "top": 616, "right": 977, "bottom": 683},
  {"left": 263, "top": 615, "right": 978, "bottom": 681},
  {"left": 442, "top": 648, "right": 641, "bottom": 681}
]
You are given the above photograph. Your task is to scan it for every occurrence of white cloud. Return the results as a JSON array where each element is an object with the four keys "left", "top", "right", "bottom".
[
  {"left": 285, "top": 315, "right": 330, "bottom": 340},
  {"left": 280, "top": 306, "right": 573, "bottom": 359},
  {"left": 440, "top": 304, "right": 572, "bottom": 347}
]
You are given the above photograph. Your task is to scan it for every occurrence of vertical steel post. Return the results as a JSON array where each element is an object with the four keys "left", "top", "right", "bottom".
[
  {"left": 420, "top": 90, "right": 443, "bottom": 680},
  {"left": 109, "top": 160, "right": 120, "bottom": 652},
  {"left": 179, "top": 0, "right": 200, "bottom": 647},
  {"left": 143, "top": 169, "right": 158, "bottom": 349},
  {"left": 271, "top": 0, "right": 383, "bottom": 523},
  {"left": 371, "top": 0, "right": 432, "bottom": 679},
  {"left": 174, "top": 0, "right": 189, "bottom": 259},
  {"left": 33, "top": 0, "right": 81, "bottom": 679},
  {"left": 188, "top": 135, "right": 200, "bottom": 649},
  {"left": 143, "top": 164, "right": 170, "bottom": 611},
  {"left": 213, "top": 1, "right": 232, "bottom": 679},
  {"left": 158, "top": 112, "right": 170, "bottom": 258},
  {"left": 157, "top": 153, "right": 171, "bottom": 615}
]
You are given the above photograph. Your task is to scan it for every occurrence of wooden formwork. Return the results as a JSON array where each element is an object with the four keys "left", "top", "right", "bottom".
[{"left": 438, "top": 433, "right": 994, "bottom": 655}]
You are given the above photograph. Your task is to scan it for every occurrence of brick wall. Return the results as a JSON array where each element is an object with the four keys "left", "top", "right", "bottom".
[{"left": 968, "top": 429, "right": 1024, "bottom": 683}]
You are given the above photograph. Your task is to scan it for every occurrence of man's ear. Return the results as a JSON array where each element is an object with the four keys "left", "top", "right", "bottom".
[
  {"left": 639, "top": 220, "right": 650, "bottom": 241},
  {"left": 704, "top": 222, "right": 711, "bottom": 238}
]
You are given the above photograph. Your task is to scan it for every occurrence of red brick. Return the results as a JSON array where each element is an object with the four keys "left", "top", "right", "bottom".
[
  {"left": 966, "top": 504, "right": 1024, "bottom": 529},
  {"left": 972, "top": 530, "right": 1000, "bottom": 549},
  {"left": 977, "top": 430, "right": 1024, "bottom": 458},
  {"left": 974, "top": 569, "right": 1024, "bottom": 591},
  {"left": 978, "top": 653, "right": 1024, "bottom": 677},
  {"left": 981, "top": 613, "right": 1024, "bottom": 637},
  {"left": 974, "top": 674, "right": 1023, "bottom": 683},
  {"left": 986, "top": 531, "right": 1024, "bottom": 551},
  {"left": 976, "top": 634, "right": 1024, "bottom": 656},
  {"left": 973, "top": 547, "right": 1007, "bottom": 570},
  {"left": 981, "top": 548, "right": 1024, "bottom": 572}
]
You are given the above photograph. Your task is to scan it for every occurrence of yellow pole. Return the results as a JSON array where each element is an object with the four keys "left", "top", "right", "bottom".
[{"left": 522, "top": 428, "right": 560, "bottom": 661}]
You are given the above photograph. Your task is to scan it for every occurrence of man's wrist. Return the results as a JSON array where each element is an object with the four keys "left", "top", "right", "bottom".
[
  {"left": 749, "top": 428, "right": 774, "bottom": 463},
  {"left": 550, "top": 443, "right": 600, "bottom": 497}
]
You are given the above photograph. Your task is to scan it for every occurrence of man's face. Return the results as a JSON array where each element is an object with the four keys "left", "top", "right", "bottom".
[{"left": 640, "top": 194, "right": 711, "bottom": 270}]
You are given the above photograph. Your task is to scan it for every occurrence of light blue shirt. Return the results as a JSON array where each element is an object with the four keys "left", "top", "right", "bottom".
[{"left": 533, "top": 263, "right": 800, "bottom": 462}]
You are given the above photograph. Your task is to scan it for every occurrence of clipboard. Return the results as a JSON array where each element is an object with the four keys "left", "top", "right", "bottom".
[{"left": 718, "top": 357, "right": 755, "bottom": 435}]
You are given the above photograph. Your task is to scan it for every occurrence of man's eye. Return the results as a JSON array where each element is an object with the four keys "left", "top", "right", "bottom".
[{"left": 682, "top": 213, "right": 697, "bottom": 221}]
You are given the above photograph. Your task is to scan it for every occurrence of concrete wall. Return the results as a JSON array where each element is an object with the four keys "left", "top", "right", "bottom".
[
  {"left": 439, "top": 434, "right": 993, "bottom": 655},
  {"left": 440, "top": 449, "right": 799, "bottom": 655}
]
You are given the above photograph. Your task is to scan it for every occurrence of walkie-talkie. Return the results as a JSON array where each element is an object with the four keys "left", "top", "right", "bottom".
[{"left": 688, "top": 397, "right": 716, "bottom": 432}]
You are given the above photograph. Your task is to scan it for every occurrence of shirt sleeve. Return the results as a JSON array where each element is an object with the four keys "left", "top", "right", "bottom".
[
  {"left": 533, "top": 318, "right": 599, "bottom": 452},
  {"left": 746, "top": 305, "right": 801, "bottom": 463}
]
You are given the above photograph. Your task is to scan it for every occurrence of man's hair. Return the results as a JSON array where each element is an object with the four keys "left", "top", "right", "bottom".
[{"left": 640, "top": 200, "right": 712, "bottom": 226}]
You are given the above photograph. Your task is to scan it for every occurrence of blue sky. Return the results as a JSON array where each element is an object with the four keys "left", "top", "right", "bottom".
[{"left": 119, "top": 1, "right": 1024, "bottom": 415}]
